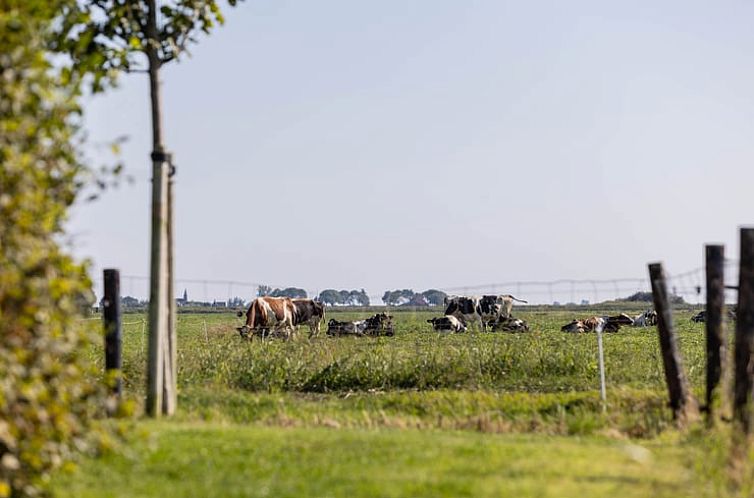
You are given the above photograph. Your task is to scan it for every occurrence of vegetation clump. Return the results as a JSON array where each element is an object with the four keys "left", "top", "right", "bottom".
[{"left": 0, "top": 2, "right": 109, "bottom": 495}]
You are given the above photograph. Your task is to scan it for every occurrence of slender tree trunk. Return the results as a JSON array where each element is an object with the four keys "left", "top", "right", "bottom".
[{"left": 145, "top": 0, "right": 175, "bottom": 417}]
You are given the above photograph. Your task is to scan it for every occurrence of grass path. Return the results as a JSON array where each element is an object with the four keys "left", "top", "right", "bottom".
[{"left": 51, "top": 422, "right": 712, "bottom": 498}]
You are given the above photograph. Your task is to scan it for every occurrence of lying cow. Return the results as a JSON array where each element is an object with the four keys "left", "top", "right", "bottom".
[
  {"left": 691, "top": 308, "right": 737, "bottom": 323},
  {"left": 632, "top": 309, "right": 658, "bottom": 327},
  {"left": 236, "top": 296, "right": 295, "bottom": 340},
  {"left": 291, "top": 299, "right": 325, "bottom": 337},
  {"left": 427, "top": 315, "right": 467, "bottom": 333},
  {"left": 561, "top": 320, "right": 587, "bottom": 333},
  {"left": 562, "top": 314, "right": 633, "bottom": 333},
  {"left": 326, "top": 318, "right": 368, "bottom": 336},
  {"left": 327, "top": 313, "right": 395, "bottom": 337},
  {"left": 602, "top": 313, "right": 634, "bottom": 331},
  {"left": 364, "top": 312, "right": 395, "bottom": 336},
  {"left": 489, "top": 315, "right": 529, "bottom": 332}
]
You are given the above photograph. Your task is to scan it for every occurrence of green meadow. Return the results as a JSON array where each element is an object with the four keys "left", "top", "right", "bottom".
[{"left": 51, "top": 308, "right": 748, "bottom": 497}]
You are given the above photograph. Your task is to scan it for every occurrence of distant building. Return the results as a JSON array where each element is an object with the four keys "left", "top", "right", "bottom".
[
  {"left": 177, "top": 289, "right": 189, "bottom": 307},
  {"left": 212, "top": 300, "right": 227, "bottom": 308}
]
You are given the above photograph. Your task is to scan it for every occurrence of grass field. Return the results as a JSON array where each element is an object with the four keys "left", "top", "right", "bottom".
[{"left": 50, "top": 307, "right": 749, "bottom": 497}]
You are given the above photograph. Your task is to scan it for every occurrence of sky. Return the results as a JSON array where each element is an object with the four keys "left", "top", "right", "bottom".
[{"left": 69, "top": 0, "right": 754, "bottom": 304}]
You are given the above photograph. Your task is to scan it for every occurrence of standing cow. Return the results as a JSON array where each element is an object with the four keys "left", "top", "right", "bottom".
[
  {"left": 477, "top": 295, "right": 528, "bottom": 325},
  {"left": 444, "top": 296, "right": 482, "bottom": 330},
  {"left": 445, "top": 294, "right": 528, "bottom": 331},
  {"left": 236, "top": 296, "right": 295, "bottom": 340},
  {"left": 291, "top": 299, "right": 325, "bottom": 337}
]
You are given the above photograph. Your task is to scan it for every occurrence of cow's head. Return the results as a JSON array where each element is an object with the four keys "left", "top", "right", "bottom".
[{"left": 237, "top": 325, "right": 252, "bottom": 339}]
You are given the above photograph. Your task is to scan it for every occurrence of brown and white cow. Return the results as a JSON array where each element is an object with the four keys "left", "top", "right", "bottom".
[
  {"left": 562, "top": 314, "right": 633, "bottom": 333},
  {"left": 236, "top": 296, "right": 295, "bottom": 340},
  {"left": 291, "top": 299, "right": 325, "bottom": 337},
  {"left": 561, "top": 319, "right": 587, "bottom": 333}
]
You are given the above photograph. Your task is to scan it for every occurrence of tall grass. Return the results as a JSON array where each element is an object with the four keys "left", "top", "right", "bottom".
[{"left": 116, "top": 309, "right": 709, "bottom": 395}]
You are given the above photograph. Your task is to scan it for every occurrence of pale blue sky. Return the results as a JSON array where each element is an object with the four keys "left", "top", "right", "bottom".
[{"left": 70, "top": 0, "right": 754, "bottom": 303}]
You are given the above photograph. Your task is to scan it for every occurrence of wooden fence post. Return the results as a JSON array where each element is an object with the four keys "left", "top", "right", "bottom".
[
  {"left": 704, "top": 245, "right": 726, "bottom": 425},
  {"left": 734, "top": 228, "right": 754, "bottom": 434},
  {"left": 649, "top": 262, "right": 699, "bottom": 424},
  {"left": 103, "top": 269, "right": 122, "bottom": 410},
  {"left": 146, "top": 159, "right": 168, "bottom": 417},
  {"left": 163, "top": 157, "right": 177, "bottom": 416}
]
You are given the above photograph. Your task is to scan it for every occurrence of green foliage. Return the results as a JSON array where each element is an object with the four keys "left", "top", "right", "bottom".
[
  {"left": 381, "top": 289, "right": 415, "bottom": 306},
  {"left": 317, "top": 289, "right": 369, "bottom": 306},
  {"left": 57, "top": 0, "right": 241, "bottom": 92},
  {"left": 623, "top": 291, "right": 686, "bottom": 305},
  {"left": 0, "top": 2, "right": 110, "bottom": 496},
  {"left": 270, "top": 287, "right": 307, "bottom": 299},
  {"left": 421, "top": 289, "right": 447, "bottom": 306}
]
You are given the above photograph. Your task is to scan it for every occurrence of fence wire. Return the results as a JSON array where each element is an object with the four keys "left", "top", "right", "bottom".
[{"left": 86, "top": 259, "right": 742, "bottom": 307}]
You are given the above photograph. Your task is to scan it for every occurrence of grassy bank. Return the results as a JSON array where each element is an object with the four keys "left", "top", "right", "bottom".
[{"left": 51, "top": 422, "right": 729, "bottom": 498}]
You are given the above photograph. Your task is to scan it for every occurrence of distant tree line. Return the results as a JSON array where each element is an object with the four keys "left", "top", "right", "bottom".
[
  {"left": 317, "top": 289, "right": 370, "bottom": 307},
  {"left": 382, "top": 289, "right": 447, "bottom": 307},
  {"left": 623, "top": 291, "right": 686, "bottom": 305},
  {"left": 257, "top": 285, "right": 307, "bottom": 299}
]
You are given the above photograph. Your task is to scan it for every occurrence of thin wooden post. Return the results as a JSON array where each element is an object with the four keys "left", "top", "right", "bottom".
[
  {"left": 734, "top": 228, "right": 754, "bottom": 434},
  {"left": 649, "top": 262, "right": 698, "bottom": 424},
  {"left": 146, "top": 159, "right": 168, "bottom": 417},
  {"left": 162, "top": 157, "right": 177, "bottom": 416},
  {"left": 705, "top": 244, "right": 725, "bottom": 425},
  {"left": 145, "top": 0, "right": 169, "bottom": 418},
  {"left": 103, "top": 269, "right": 122, "bottom": 403}
]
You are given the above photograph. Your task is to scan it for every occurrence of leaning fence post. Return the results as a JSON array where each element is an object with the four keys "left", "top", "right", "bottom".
[
  {"left": 649, "top": 262, "right": 698, "bottom": 424},
  {"left": 103, "top": 269, "right": 122, "bottom": 411},
  {"left": 734, "top": 228, "right": 754, "bottom": 435},
  {"left": 704, "top": 244, "right": 726, "bottom": 425}
]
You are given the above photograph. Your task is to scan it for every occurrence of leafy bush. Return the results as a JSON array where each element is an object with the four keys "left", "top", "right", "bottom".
[{"left": 0, "top": 3, "right": 108, "bottom": 496}]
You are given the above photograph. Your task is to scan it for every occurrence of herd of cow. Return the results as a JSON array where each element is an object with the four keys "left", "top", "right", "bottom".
[
  {"left": 234, "top": 294, "right": 715, "bottom": 340},
  {"left": 235, "top": 296, "right": 394, "bottom": 339}
]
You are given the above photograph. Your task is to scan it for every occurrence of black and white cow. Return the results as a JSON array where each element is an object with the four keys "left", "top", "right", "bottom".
[
  {"left": 291, "top": 299, "right": 325, "bottom": 337},
  {"left": 427, "top": 315, "right": 467, "bottom": 333},
  {"left": 446, "top": 294, "right": 528, "bottom": 331},
  {"left": 489, "top": 316, "right": 529, "bottom": 332},
  {"left": 326, "top": 313, "right": 394, "bottom": 337},
  {"left": 444, "top": 296, "right": 482, "bottom": 330},
  {"left": 326, "top": 318, "right": 368, "bottom": 336},
  {"left": 632, "top": 309, "right": 658, "bottom": 327},
  {"left": 690, "top": 308, "right": 737, "bottom": 324}
]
